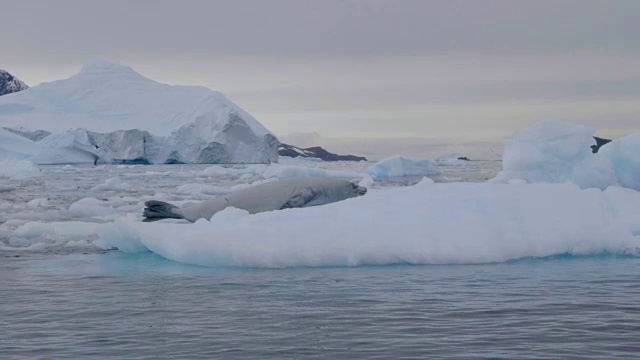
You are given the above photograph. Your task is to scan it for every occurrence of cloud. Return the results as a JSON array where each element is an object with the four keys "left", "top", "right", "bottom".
[{"left": 2, "top": 0, "right": 640, "bottom": 140}]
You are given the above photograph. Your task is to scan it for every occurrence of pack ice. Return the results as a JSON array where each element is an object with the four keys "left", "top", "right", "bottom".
[{"left": 0, "top": 61, "right": 278, "bottom": 164}]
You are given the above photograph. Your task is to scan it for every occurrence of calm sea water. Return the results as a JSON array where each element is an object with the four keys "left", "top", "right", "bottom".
[{"left": 2, "top": 161, "right": 640, "bottom": 359}]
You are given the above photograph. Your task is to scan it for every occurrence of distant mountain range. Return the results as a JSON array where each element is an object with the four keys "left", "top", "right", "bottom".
[
  {"left": 279, "top": 143, "right": 367, "bottom": 161},
  {"left": 0, "top": 69, "right": 28, "bottom": 96}
]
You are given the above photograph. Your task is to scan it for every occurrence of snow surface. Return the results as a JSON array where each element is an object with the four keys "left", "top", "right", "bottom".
[
  {"left": 492, "top": 121, "right": 640, "bottom": 191},
  {"left": 368, "top": 155, "right": 439, "bottom": 179},
  {"left": 0, "top": 60, "right": 279, "bottom": 164},
  {"left": 94, "top": 180, "right": 640, "bottom": 268}
]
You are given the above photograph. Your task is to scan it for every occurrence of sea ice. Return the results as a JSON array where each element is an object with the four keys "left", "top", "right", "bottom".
[
  {"left": 262, "top": 163, "right": 363, "bottom": 179},
  {"left": 91, "top": 177, "right": 133, "bottom": 192}
]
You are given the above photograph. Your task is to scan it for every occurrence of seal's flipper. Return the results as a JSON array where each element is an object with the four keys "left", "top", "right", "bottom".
[
  {"left": 281, "top": 188, "right": 317, "bottom": 209},
  {"left": 143, "top": 200, "right": 184, "bottom": 221}
]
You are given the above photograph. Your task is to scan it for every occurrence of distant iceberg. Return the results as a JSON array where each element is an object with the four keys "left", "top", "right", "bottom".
[
  {"left": 368, "top": 155, "right": 438, "bottom": 179},
  {"left": 0, "top": 61, "right": 278, "bottom": 164}
]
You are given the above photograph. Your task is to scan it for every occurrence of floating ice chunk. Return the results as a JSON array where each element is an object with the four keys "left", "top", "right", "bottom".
[
  {"left": 368, "top": 155, "right": 438, "bottom": 179},
  {"left": 27, "top": 198, "right": 49, "bottom": 208},
  {"left": 199, "top": 164, "right": 267, "bottom": 178},
  {"left": 14, "top": 221, "right": 100, "bottom": 240},
  {"left": 262, "top": 163, "right": 363, "bottom": 179},
  {"left": 492, "top": 121, "right": 621, "bottom": 190},
  {"left": 95, "top": 181, "right": 640, "bottom": 268},
  {"left": 91, "top": 177, "right": 132, "bottom": 191},
  {"left": 68, "top": 197, "right": 118, "bottom": 218},
  {"left": 0, "top": 159, "right": 41, "bottom": 179},
  {"left": 94, "top": 216, "right": 148, "bottom": 252}
]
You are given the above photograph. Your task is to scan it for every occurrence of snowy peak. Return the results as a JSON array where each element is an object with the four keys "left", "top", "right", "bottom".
[
  {"left": 74, "top": 60, "right": 145, "bottom": 80},
  {"left": 0, "top": 60, "right": 270, "bottom": 136},
  {"left": 0, "top": 69, "right": 29, "bottom": 96}
]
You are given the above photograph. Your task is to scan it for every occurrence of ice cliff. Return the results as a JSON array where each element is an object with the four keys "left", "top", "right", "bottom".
[{"left": 0, "top": 61, "right": 278, "bottom": 164}]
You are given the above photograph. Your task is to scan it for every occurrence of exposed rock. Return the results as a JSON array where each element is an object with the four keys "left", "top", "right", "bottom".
[
  {"left": 0, "top": 69, "right": 28, "bottom": 96},
  {"left": 279, "top": 143, "right": 367, "bottom": 161},
  {"left": 591, "top": 136, "right": 612, "bottom": 154}
]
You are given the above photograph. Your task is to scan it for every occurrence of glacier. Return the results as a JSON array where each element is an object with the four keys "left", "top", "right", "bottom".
[{"left": 0, "top": 61, "right": 278, "bottom": 164}]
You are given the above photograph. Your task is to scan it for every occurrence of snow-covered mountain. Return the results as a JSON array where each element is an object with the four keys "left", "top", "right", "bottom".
[
  {"left": 0, "top": 61, "right": 278, "bottom": 164},
  {"left": 0, "top": 69, "right": 29, "bottom": 96}
]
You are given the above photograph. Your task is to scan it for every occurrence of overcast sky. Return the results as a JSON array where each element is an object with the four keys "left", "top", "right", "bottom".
[{"left": 2, "top": 0, "right": 640, "bottom": 141}]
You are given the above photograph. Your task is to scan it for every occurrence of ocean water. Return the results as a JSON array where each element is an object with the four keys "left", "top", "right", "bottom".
[{"left": 2, "top": 161, "right": 640, "bottom": 359}]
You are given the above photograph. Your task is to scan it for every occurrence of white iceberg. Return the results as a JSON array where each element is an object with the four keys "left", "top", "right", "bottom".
[
  {"left": 0, "top": 60, "right": 278, "bottom": 164},
  {"left": 492, "top": 120, "right": 640, "bottom": 191},
  {"left": 0, "top": 128, "right": 41, "bottom": 160},
  {"left": 95, "top": 181, "right": 640, "bottom": 268},
  {"left": 368, "top": 155, "right": 438, "bottom": 179},
  {"left": 0, "top": 159, "right": 41, "bottom": 179},
  {"left": 598, "top": 133, "right": 640, "bottom": 191}
]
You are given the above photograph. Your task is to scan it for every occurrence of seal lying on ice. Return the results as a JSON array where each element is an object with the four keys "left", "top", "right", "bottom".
[{"left": 143, "top": 177, "right": 367, "bottom": 222}]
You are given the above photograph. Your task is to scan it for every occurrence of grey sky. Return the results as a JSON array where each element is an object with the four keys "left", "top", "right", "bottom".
[{"left": 2, "top": 0, "right": 640, "bottom": 141}]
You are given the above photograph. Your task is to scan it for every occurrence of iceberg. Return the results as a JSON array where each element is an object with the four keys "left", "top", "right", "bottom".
[
  {"left": 368, "top": 155, "right": 438, "bottom": 179},
  {"left": 0, "top": 128, "right": 42, "bottom": 160},
  {"left": 0, "top": 159, "right": 41, "bottom": 179},
  {"left": 598, "top": 133, "right": 640, "bottom": 191},
  {"left": 0, "top": 61, "right": 278, "bottom": 164},
  {"left": 95, "top": 180, "right": 640, "bottom": 268},
  {"left": 491, "top": 121, "right": 640, "bottom": 191}
]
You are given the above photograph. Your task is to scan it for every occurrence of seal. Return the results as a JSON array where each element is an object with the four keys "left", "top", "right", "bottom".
[{"left": 143, "top": 176, "right": 367, "bottom": 222}]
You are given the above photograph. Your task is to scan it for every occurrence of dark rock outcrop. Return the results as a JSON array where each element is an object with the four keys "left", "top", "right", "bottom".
[
  {"left": 279, "top": 143, "right": 367, "bottom": 161},
  {"left": 0, "top": 70, "right": 28, "bottom": 96},
  {"left": 591, "top": 136, "right": 612, "bottom": 154}
]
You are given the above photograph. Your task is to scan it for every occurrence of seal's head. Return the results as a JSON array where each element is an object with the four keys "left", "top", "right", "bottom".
[{"left": 352, "top": 183, "right": 367, "bottom": 196}]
